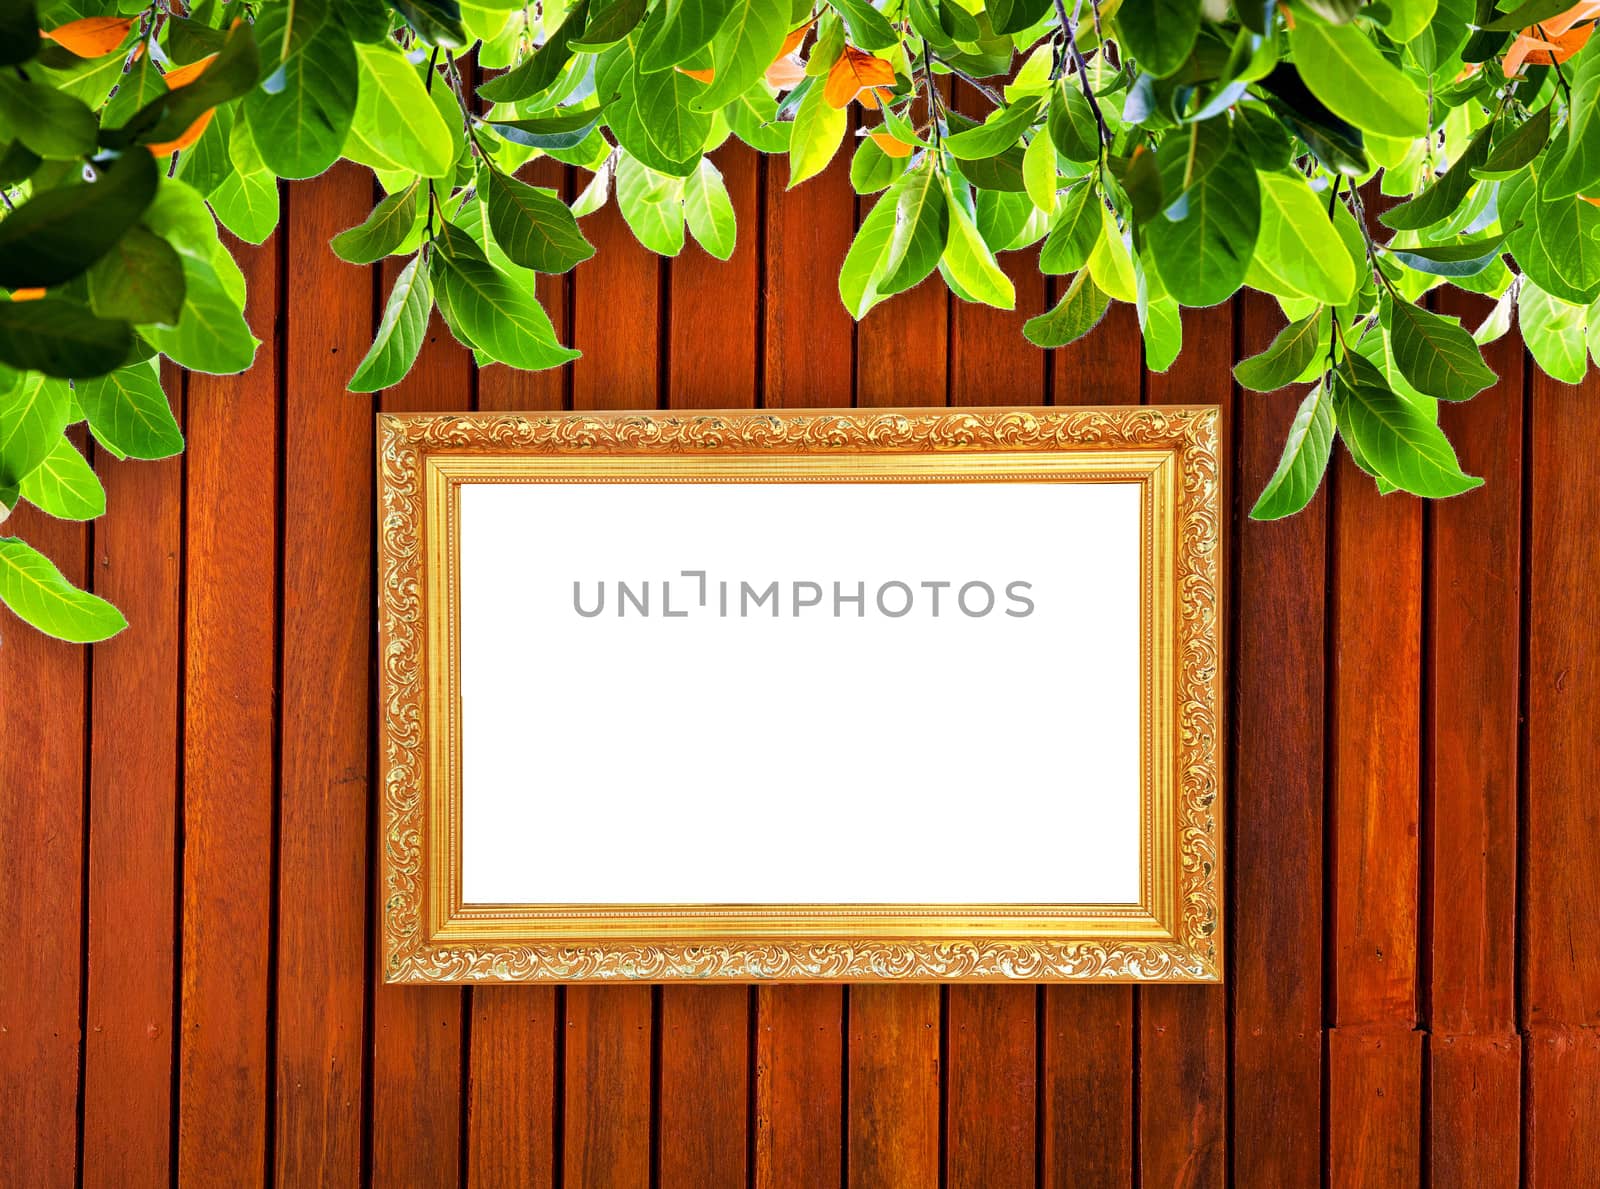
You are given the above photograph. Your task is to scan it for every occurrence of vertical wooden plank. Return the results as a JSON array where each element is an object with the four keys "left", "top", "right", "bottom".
[
  {"left": 757, "top": 986, "right": 843, "bottom": 1189},
  {"left": 1328, "top": 419, "right": 1423, "bottom": 1180},
  {"left": 0, "top": 510, "right": 86, "bottom": 1189},
  {"left": 654, "top": 141, "right": 757, "bottom": 1189},
  {"left": 572, "top": 196, "right": 660, "bottom": 410},
  {"left": 1229, "top": 295, "right": 1323, "bottom": 1188},
  {"left": 274, "top": 163, "right": 372, "bottom": 1189},
  {"left": 1141, "top": 304, "right": 1229, "bottom": 1189},
  {"left": 1427, "top": 291, "right": 1522, "bottom": 1184},
  {"left": 1327, "top": 1028, "right": 1423, "bottom": 1182},
  {"left": 467, "top": 991, "right": 558, "bottom": 1188},
  {"left": 564, "top": 987, "right": 651, "bottom": 1187},
  {"left": 849, "top": 986, "right": 940, "bottom": 1189},
  {"left": 177, "top": 233, "right": 278, "bottom": 1186},
  {"left": 946, "top": 985, "right": 1035, "bottom": 1188},
  {"left": 669, "top": 144, "right": 758, "bottom": 408},
  {"left": 556, "top": 163, "right": 662, "bottom": 1187},
  {"left": 81, "top": 369, "right": 180, "bottom": 1189},
  {"left": 764, "top": 131, "right": 855, "bottom": 408},
  {"left": 1525, "top": 365, "right": 1600, "bottom": 1179},
  {"left": 370, "top": 253, "right": 472, "bottom": 1189},
  {"left": 1040, "top": 282, "right": 1140, "bottom": 1189},
  {"left": 1041, "top": 989, "right": 1133, "bottom": 1187},
  {"left": 658, "top": 986, "right": 748, "bottom": 1188},
  {"left": 462, "top": 155, "right": 568, "bottom": 1189}
]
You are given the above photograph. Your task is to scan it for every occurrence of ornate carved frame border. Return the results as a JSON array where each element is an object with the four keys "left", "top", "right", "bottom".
[{"left": 378, "top": 407, "right": 1223, "bottom": 983}]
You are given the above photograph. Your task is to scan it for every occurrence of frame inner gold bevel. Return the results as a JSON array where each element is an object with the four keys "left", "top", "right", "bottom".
[{"left": 378, "top": 407, "right": 1223, "bottom": 983}]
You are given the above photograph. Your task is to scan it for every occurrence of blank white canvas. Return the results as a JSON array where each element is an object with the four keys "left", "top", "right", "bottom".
[{"left": 458, "top": 480, "right": 1143, "bottom": 905}]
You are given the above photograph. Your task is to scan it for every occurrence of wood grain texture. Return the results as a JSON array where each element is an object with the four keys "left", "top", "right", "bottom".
[
  {"left": 1431, "top": 1032, "right": 1520, "bottom": 1186},
  {"left": 946, "top": 985, "right": 1035, "bottom": 1188},
  {"left": 0, "top": 509, "right": 86, "bottom": 1189},
  {"left": 82, "top": 383, "right": 180, "bottom": 1189},
  {"left": 177, "top": 233, "right": 278, "bottom": 1186},
  {"left": 1041, "top": 987, "right": 1133, "bottom": 1188},
  {"left": 1327, "top": 1026, "right": 1423, "bottom": 1184},
  {"left": 658, "top": 986, "right": 748, "bottom": 1188},
  {"left": 848, "top": 986, "right": 939, "bottom": 1189},
  {"left": 369, "top": 254, "right": 473, "bottom": 1189},
  {"left": 467, "top": 988, "right": 558, "bottom": 1188},
  {"left": 275, "top": 164, "right": 373, "bottom": 1189},
  {"left": 1229, "top": 296, "right": 1324, "bottom": 1189},
  {"left": 756, "top": 985, "right": 842, "bottom": 1189},
  {"left": 1525, "top": 1026, "right": 1600, "bottom": 1188},
  {"left": 564, "top": 987, "right": 651, "bottom": 1187}
]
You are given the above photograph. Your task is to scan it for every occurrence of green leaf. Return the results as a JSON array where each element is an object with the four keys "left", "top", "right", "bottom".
[
  {"left": 684, "top": 157, "right": 736, "bottom": 260},
  {"left": 0, "top": 74, "right": 97, "bottom": 159},
  {"left": 615, "top": 151, "right": 686, "bottom": 253},
  {"left": 176, "top": 103, "right": 236, "bottom": 197},
  {"left": 75, "top": 360, "right": 184, "bottom": 459},
  {"left": 1380, "top": 118, "right": 1494, "bottom": 231},
  {"left": 1473, "top": 103, "right": 1552, "bottom": 180},
  {"left": 1024, "top": 269, "right": 1109, "bottom": 347},
  {"left": 942, "top": 177, "right": 1015, "bottom": 309},
  {"left": 1116, "top": 0, "right": 1202, "bottom": 78},
  {"left": 632, "top": 58, "right": 714, "bottom": 163},
  {"left": 1543, "top": 48, "right": 1600, "bottom": 201},
  {"left": 1478, "top": 0, "right": 1572, "bottom": 30},
  {"left": 945, "top": 95, "right": 1044, "bottom": 162},
  {"left": 1147, "top": 122, "right": 1260, "bottom": 307},
  {"left": 109, "top": 20, "right": 261, "bottom": 148},
  {"left": 850, "top": 135, "right": 903, "bottom": 193},
  {"left": 208, "top": 157, "right": 280, "bottom": 245},
  {"left": 430, "top": 221, "right": 581, "bottom": 369},
  {"left": 880, "top": 158, "right": 948, "bottom": 294},
  {"left": 1039, "top": 181, "right": 1101, "bottom": 274},
  {"left": 693, "top": 0, "right": 788, "bottom": 110},
  {"left": 0, "top": 149, "right": 158, "bottom": 289},
  {"left": 386, "top": 0, "right": 469, "bottom": 46},
  {"left": 349, "top": 42, "right": 456, "bottom": 177},
  {"left": 1384, "top": 0, "right": 1439, "bottom": 42},
  {"left": 331, "top": 182, "right": 420, "bottom": 264},
  {"left": 1519, "top": 280, "right": 1589, "bottom": 383},
  {"left": 0, "top": 537, "right": 126, "bottom": 643},
  {"left": 488, "top": 110, "right": 602, "bottom": 151},
  {"left": 0, "top": 371, "right": 73, "bottom": 486},
  {"left": 349, "top": 254, "right": 433, "bottom": 391},
  {"left": 570, "top": 0, "right": 649, "bottom": 49},
  {"left": 87, "top": 225, "right": 186, "bottom": 326},
  {"left": 479, "top": 0, "right": 590, "bottom": 102},
  {"left": 1234, "top": 310, "right": 1323, "bottom": 391},
  {"left": 1245, "top": 170, "right": 1357, "bottom": 305},
  {"left": 0, "top": 1, "right": 41, "bottom": 69},
  {"left": 1022, "top": 130, "right": 1057, "bottom": 213},
  {"left": 838, "top": 184, "right": 899, "bottom": 317},
  {"left": 1142, "top": 291, "right": 1182, "bottom": 372},
  {"left": 0, "top": 300, "right": 133, "bottom": 380},
  {"left": 787, "top": 81, "right": 846, "bottom": 187},
  {"left": 638, "top": 0, "right": 738, "bottom": 72},
  {"left": 484, "top": 167, "right": 597, "bottom": 273},
  {"left": 141, "top": 181, "right": 258, "bottom": 375},
  {"left": 1047, "top": 79, "right": 1100, "bottom": 163},
  {"left": 828, "top": 0, "right": 899, "bottom": 50},
  {"left": 1386, "top": 231, "right": 1508, "bottom": 278},
  {"left": 245, "top": 7, "right": 358, "bottom": 179},
  {"left": 988, "top": 0, "right": 1053, "bottom": 34},
  {"left": 1506, "top": 168, "right": 1600, "bottom": 305},
  {"left": 1333, "top": 354, "right": 1483, "bottom": 497},
  {"left": 1287, "top": 12, "right": 1429, "bottom": 137},
  {"left": 1250, "top": 381, "right": 1334, "bottom": 520},
  {"left": 1383, "top": 294, "right": 1496, "bottom": 400},
  {"left": 20, "top": 433, "right": 104, "bottom": 520}
]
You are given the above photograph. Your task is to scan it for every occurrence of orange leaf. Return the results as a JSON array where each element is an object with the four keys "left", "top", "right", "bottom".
[
  {"left": 1504, "top": 22, "right": 1593, "bottom": 73},
  {"left": 765, "top": 54, "right": 806, "bottom": 88},
  {"left": 147, "top": 107, "right": 214, "bottom": 156},
  {"left": 775, "top": 17, "right": 817, "bottom": 61},
  {"left": 41, "top": 15, "right": 133, "bottom": 57},
  {"left": 163, "top": 52, "right": 217, "bottom": 89},
  {"left": 869, "top": 129, "right": 913, "bottom": 158},
  {"left": 824, "top": 48, "right": 896, "bottom": 109},
  {"left": 1582, "top": 194, "right": 1600, "bottom": 206},
  {"left": 9, "top": 288, "right": 45, "bottom": 302},
  {"left": 676, "top": 65, "right": 715, "bottom": 83}
]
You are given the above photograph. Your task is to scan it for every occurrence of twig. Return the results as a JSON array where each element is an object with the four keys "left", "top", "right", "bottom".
[
  {"left": 1536, "top": 26, "right": 1574, "bottom": 105},
  {"left": 942, "top": 62, "right": 1005, "bottom": 107},
  {"left": 1055, "top": 0, "right": 1111, "bottom": 148}
]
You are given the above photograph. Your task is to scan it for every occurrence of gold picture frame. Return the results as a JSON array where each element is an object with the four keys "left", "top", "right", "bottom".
[{"left": 378, "top": 406, "right": 1224, "bottom": 983}]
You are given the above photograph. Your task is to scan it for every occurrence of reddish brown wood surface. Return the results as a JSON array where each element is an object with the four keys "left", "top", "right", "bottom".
[{"left": 3, "top": 146, "right": 1594, "bottom": 1189}]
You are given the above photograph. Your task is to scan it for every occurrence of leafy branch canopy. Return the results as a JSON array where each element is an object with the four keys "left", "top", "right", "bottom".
[{"left": 0, "top": 0, "right": 1596, "bottom": 641}]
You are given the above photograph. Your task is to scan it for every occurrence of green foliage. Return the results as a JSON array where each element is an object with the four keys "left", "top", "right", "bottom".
[{"left": 0, "top": 0, "right": 1598, "bottom": 644}]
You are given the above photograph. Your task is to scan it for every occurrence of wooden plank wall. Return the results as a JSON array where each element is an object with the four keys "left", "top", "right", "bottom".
[{"left": 2, "top": 145, "right": 1597, "bottom": 1188}]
